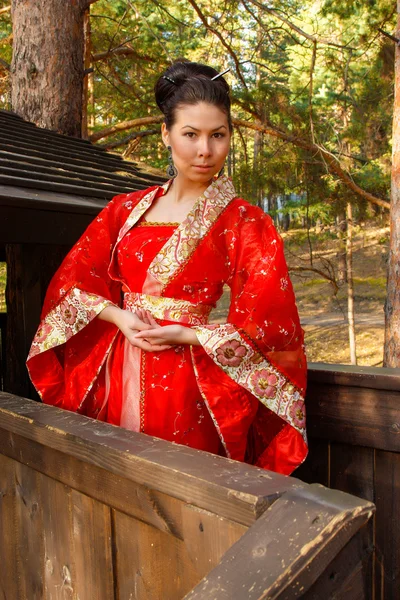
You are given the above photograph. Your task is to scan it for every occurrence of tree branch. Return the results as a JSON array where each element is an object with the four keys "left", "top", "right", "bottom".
[
  {"left": 249, "top": 0, "right": 357, "bottom": 50},
  {"left": 0, "top": 5, "right": 11, "bottom": 15},
  {"left": 233, "top": 118, "right": 390, "bottom": 210},
  {"left": 89, "top": 116, "right": 164, "bottom": 142},
  {"left": 99, "top": 129, "right": 159, "bottom": 150},
  {"left": 186, "top": 0, "right": 248, "bottom": 88},
  {"left": 90, "top": 114, "right": 389, "bottom": 210},
  {"left": 93, "top": 45, "right": 153, "bottom": 62}
]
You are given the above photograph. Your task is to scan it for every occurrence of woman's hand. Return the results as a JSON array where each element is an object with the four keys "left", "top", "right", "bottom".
[
  {"left": 98, "top": 306, "right": 172, "bottom": 351},
  {"left": 133, "top": 312, "right": 200, "bottom": 350}
]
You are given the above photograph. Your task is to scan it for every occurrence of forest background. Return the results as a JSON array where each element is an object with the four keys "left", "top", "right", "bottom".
[{"left": 0, "top": 0, "right": 397, "bottom": 367}]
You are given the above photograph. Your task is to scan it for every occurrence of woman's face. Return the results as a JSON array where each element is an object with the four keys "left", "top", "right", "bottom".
[{"left": 162, "top": 102, "right": 231, "bottom": 184}]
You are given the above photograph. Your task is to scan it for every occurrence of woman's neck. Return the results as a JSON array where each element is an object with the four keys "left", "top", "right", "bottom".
[{"left": 169, "top": 174, "right": 213, "bottom": 204}]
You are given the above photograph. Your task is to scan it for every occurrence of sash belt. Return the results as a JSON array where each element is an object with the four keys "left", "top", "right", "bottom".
[{"left": 124, "top": 292, "right": 212, "bottom": 326}]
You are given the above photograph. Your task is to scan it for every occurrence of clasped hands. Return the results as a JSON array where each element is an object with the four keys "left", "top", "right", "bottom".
[{"left": 100, "top": 305, "right": 199, "bottom": 352}]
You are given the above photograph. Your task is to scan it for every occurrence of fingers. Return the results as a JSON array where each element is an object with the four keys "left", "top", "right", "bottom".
[
  {"left": 130, "top": 337, "right": 172, "bottom": 352},
  {"left": 135, "top": 309, "right": 160, "bottom": 330},
  {"left": 146, "top": 311, "right": 160, "bottom": 328}
]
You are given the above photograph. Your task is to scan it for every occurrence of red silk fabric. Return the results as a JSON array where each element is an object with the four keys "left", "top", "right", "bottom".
[{"left": 27, "top": 182, "right": 307, "bottom": 474}]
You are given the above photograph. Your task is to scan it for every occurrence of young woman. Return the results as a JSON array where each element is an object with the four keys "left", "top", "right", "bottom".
[{"left": 27, "top": 61, "right": 307, "bottom": 475}]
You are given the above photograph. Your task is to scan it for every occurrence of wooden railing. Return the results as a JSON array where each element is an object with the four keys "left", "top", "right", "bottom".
[
  {"left": 0, "top": 392, "right": 373, "bottom": 600},
  {"left": 295, "top": 363, "right": 400, "bottom": 600},
  {"left": 0, "top": 313, "right": 6, "bottom": 391}
]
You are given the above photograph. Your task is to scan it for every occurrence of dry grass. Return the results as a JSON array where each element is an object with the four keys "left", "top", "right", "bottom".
[{"left": 283, "top": 220, "right": 388, "bottom": 366}]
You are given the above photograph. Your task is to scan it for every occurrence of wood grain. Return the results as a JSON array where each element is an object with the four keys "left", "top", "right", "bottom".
[
  {"left": 185, "top": 484, "right": 374, "bottom": 600},
  {"left": 112, "top": 508, "right": 199, "bottom": 600},
  {"left": 0, "top": 454, "right": 19, "bottom": 599},
  {"left": 374, "top": 449, "right": 400, "bottom": 600},
  {"left": 305, "top": 382, "right": 400, "bottom": 451},
  {"left": 0, "top": 393, "right": 305, "bottom": 526}
]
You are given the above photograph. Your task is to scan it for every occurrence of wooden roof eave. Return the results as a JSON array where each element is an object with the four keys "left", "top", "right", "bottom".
[{"left": 0, "top": 184, "right": 108, "bottom": 215}]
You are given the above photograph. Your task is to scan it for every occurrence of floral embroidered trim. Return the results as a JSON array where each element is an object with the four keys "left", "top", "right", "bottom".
[
  {"left": 138, "top": 221, "right": 180, "bottom": 227},
  {"left": 124, "top": 292, "right": 212, "bottom": 326},
  {"left": 28, "top": 288, "right": 113, "bottom": 359},
  {"left": 149, "top": 176, "right": 236, "bottom": 286},
  {"left": 189, "top": 346, "right": 230, "bottom": 458},
  {"left": 194, "top": 324, "right": 307, "bottom": 441}
]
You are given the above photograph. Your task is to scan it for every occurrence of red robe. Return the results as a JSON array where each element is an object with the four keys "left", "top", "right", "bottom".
[{"left": 27, "top": 176, "right": 307, "bottom": 474}]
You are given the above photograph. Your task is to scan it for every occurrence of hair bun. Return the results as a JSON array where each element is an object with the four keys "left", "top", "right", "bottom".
[{"left": 154, "top": 60, "right": 232, "bottom": 131}]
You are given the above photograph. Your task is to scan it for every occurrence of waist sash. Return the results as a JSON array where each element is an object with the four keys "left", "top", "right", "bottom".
[{"left": 124, "top": 292, "right": 212, "bottom": 325}]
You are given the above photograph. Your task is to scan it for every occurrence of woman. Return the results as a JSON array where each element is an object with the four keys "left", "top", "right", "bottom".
[{"left": 27, "top": 61, "right": 307, "bottom": 475}]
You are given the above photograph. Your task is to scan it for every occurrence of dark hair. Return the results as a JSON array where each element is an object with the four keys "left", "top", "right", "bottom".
[{"left": 155, "top": 60, "right": 232, "bottom": 131}]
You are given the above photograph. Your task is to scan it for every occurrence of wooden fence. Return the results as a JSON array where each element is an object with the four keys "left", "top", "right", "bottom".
[
  {"left": 296, "top": 363, "right": 400, "bottom": 600},
  {"left": 0, "top": 391, "right": 373, "bottom": 599}
]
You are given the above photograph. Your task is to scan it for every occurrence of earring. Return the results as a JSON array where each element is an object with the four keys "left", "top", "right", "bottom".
[{"left": 166, "top": 145, "right": 178, "bottom": 178}]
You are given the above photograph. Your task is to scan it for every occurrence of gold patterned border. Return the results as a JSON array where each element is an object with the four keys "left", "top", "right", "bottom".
[
  {"left": 194, "top": 324, "right": 307, "bottom": 441},
  {"left": 28, "top": 288, "right": 113, "bottom": 359},
  {"left": 148, "top": 176, "right": 237, "bottom": 287},
  {"left": 124, "top": 292, "right": 212, "bottom": 326}
]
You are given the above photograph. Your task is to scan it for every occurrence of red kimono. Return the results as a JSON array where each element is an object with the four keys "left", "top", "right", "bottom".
[{"left": 27, "top": 176, "right": 307, "bottom": 474}]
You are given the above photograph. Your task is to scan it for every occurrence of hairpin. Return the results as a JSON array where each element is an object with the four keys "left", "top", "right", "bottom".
[
  {"left": 211, "top": 68, "right": 231, "bottom": 81},
  {"left": 163, "top": 75, "right": 177, "bottom": 85}
]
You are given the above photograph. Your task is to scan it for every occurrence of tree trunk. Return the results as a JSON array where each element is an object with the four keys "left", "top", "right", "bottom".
[
  {"left": 82, "top": 7, "right": 91, "bottom": 139},
  {"left": 336, "top": 211, "right": 347, "bottom": 284},
  {"left": 346, "top": 202, "right": 357, "bottom": 365},
  {"left": 384, "top": 2, "right": 400, "bottom": 367},
  {"left": 11, "top": 0, "right": 93, "bottom": 137}
]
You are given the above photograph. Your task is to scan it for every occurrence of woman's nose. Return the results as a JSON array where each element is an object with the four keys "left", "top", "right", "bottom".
[{"left": 198, "top": 137, "right": 212, "bottom": 156}]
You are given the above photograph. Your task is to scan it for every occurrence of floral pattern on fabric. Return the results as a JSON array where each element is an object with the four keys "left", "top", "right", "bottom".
[
  {"left": 124, "top": 292, "right": 212, "bottom": 326},
  {"left": 28, "top": 289, "right": 113, "bottom": 359},
  {"left": 194, "top": 324, "right": 307, "bottom": 442},
  {"left": 148, "top": 176, "right": 236, "bottom": 286}
]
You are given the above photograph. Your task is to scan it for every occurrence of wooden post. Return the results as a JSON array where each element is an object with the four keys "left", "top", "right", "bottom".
[{"left": 384, "top": 1, "right": 400, "bottom": 367}]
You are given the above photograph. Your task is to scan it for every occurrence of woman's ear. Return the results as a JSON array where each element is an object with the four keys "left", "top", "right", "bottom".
[{"left": 161, "top": 123, "right": 170, "bottom": 147}]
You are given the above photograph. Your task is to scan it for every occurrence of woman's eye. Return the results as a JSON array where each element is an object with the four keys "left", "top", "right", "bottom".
[
  {"left": 184, "top": 132, "right": 196, "bottom": 138},
  {"left": 213, "top": 132, "right": 224, "bottom": 138}
]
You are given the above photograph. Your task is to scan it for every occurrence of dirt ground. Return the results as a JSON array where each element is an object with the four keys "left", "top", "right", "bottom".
[{"left": 285, "top": 222, "right": 388, "bottom": 366}]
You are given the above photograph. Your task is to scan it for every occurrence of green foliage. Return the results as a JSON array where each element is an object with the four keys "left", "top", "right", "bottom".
[{"left": 0, "top": 0, "right": 395, "bottom": 215}]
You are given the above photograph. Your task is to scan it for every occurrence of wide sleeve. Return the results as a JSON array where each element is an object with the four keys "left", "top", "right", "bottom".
[
  {"left": 191, "top": 205, "right": 307, "bottom": 474},
  {"left": 26, "top": 192, "right": 141, "bottom": 412}
]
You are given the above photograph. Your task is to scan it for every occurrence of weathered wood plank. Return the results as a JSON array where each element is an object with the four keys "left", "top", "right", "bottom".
[
  {"left": 374, "top": 449, "right": 400, "bottom": 600},
  {"left": 39, "top": 472, "right": 77, "bottom": 599},
  {"left": 0, "top": 161, "right": 136, "bottom": 194},
  {"left": 0, "top": 184, "right": 107, "bottom": 212},
  {"left": 305, "top": 382, "right": 400, "bottom": 451},
  {"left": 0, "top": 454, "right": 20, "bottom": 600},
  {"left": 0, "top": 429, "right": 245, "bottom": 539},
  {"left": 0, "top": 393, "right": 306, "bottom": 526},
  {"left": 293, "top": 437, "right": 330, "bottom": 487},
  {"left": 181, "top": 504, "right": 247, "bottom": 579},
  {"left": 70, "top": 490, "right": 114, "bottom": 600},
  {"left": 308, "top": 363, "right": 400, "bottom": 391},
  {"left": 329, "top": 443, "right": 374, "bottom": 599},
  {"left": 0, "top": 173, "right": 140, "bottom": 199},
  {"left": 304, "top": 533, "right": 367, "bottom": 599},
  {"left": 14, "top": 461, "right": 45, "bottom": 599},
  {"left": 184, "top": 484, "right": 374, "bottom": 600},
  {"left": 112, "top": 509, "right": 199, "bottom": 600}
]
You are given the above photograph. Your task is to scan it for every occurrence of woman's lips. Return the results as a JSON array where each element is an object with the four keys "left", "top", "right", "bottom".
[{"left": 192, "top": 164, "right": 213, "bottom": 171}]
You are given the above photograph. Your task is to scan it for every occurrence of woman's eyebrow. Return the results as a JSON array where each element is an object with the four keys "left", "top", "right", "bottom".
[{"left": 180, "top": 125, "right": 228, "bottom": 131}]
